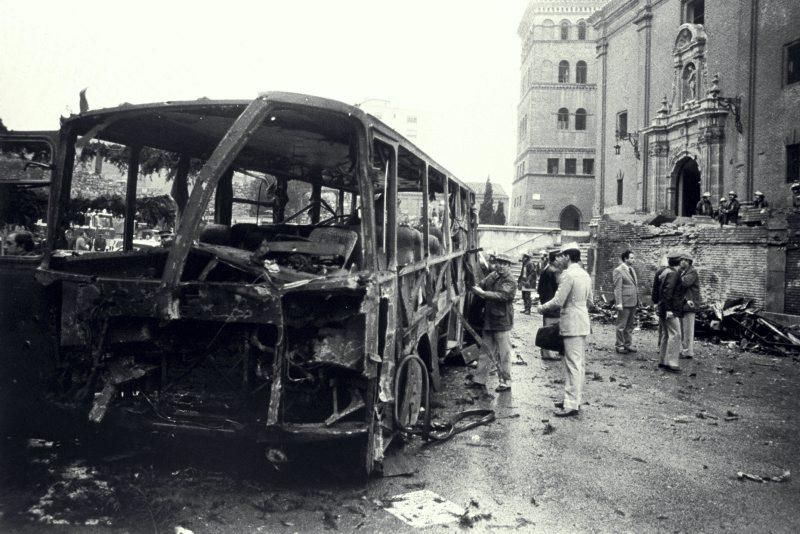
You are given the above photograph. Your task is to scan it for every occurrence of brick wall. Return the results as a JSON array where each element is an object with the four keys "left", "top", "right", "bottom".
[
  {"left": 593, "top": 218, "right": 769, "bottom": 308},
  {"left": 785, "top": 213, "right": 800, "bottom": 314}
]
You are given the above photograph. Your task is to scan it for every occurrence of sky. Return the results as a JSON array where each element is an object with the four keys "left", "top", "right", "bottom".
[{"left": 0, "top": 0, "right": 526, "bottom": 194}]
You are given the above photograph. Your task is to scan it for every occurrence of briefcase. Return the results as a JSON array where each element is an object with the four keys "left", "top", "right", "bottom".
[{"left": 535, "top": 322, "right": 564, "bottom": 353}]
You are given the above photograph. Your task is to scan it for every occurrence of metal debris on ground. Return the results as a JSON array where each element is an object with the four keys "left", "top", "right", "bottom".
[
  {"left": 736, "top": 470, "right": 791, "bottom": 483},
  {"left": 542, "top": 423, "right": 556, "bottom": 435},
  {"left": 695, "top": 299, "right": 800, "bottom": 357},
  {"left": 590, "top": 298, "right": 659, "bottom": 330}
]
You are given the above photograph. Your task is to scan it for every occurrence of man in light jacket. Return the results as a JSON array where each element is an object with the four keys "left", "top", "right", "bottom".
[
  {"left": 613, "top": 249, "right": 640, "bottom": 354},
  {"left": 537, "top": 243, "right": 592, "bottom": 417}
]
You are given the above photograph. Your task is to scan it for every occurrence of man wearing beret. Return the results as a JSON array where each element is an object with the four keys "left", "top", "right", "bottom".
[
  {"left": 537, "top": 243, "right": 592, "bottom": 417},
  {"left": 469, "top": 253, "right": 517, "bottom": 393}
]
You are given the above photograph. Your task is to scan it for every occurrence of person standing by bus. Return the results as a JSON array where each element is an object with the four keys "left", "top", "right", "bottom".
[
  {"left": 467, "top": 253, "right": 516, "bottom": 393},
  {"left": 537, "top": 249, "right": 562, "bottom": 361},
  {"left": 537, "top": 243, "right": 592, "bottom": 417}
]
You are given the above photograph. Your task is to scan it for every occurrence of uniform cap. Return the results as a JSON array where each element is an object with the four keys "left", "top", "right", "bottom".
[
  {"left": 494, "top": 253, "right": 514, "bottom": 264},
  {"left": 559, "top": 242, "right": 581, "bottom": 254},
  {"left": 728, "top": 191, "right": 737, "bottom": 196},
  {"left": 792, "top": 182, "right": 800, "bottom": 190},
  {"left": 702, "top": 191, "right": 710, "bottom": 197},
  {"left": 667, "top": 251, "right": 684, "bottom": 260},
  {"left": 754, "top": 190, "right": 764, "bottom": 196},
  {"left": 720, "top": 197, "right": 727, "bottom": 202}
]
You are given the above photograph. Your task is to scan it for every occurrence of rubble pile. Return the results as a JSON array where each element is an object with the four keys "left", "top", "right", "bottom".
[{"left": 590, "top": 298, "right": 659, "bottom": 330}]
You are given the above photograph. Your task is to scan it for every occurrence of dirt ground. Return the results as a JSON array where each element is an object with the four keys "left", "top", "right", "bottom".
[{"left": 1, "top": 308, "right": 798, "bottom": 533}]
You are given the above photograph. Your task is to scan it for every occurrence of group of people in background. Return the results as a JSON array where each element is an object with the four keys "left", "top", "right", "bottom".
[
  {"left": 696, "top": 189, "right": 771, "bottom": 227},
  {"left": 467, "top": 242, "right": 702, "bottom": 420}
]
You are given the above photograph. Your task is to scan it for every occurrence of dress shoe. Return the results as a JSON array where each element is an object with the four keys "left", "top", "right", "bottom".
[
  {"left": 615, "top": 348, "right": 630, "bottom": 354},
  {"left": 662, "top": 365, "right": 681, "bottom": 374},
  {"left": 553, "top": 401, "right": 564, "bottom": 409},
  {"left": 625, "top": 347, "right": 638, "bottom": 353},
  {"left": 553, "top": 408, "right": 579, "bottom": 417},
  {"left": 465, "top": 380, "right": 487, "bottom": 389},
  {"left": 495, "top": 382, "right": 511, "bottom": 392},
  {"left": 680, "top": 352, "right": 693, "bottom": 359}
]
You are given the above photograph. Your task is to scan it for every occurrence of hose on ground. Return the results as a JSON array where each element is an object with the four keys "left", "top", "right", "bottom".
[{"left": 393, "top": 353, "right": 495, "bottom": 443}]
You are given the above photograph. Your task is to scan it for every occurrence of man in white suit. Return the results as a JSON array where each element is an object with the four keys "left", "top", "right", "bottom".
[
  {"left": 613, "top": 250, "right": 640, "bottom": 354},
  {"left": 537, "top": 243, "right": 592, "bottom": 417}
]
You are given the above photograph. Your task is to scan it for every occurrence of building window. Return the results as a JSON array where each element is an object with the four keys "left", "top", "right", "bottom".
[
  {"left": 542, "top": 19, "right": 555, "bottom": 40},
  {"left": 617, "top": 176, "right": 624, "bottom": 205},
  {"left": 583, "top": 158, "right": 594, "bottom": 175},
  {"left": 518, "top": 115, "right": 528, "bottom": 141},
  {"left": 565, "top": 159, "right": 577, "bottom": 175},
  {"left": 576, "top": 61, "right": 587, "bottom": 83},
  {"left": 547, "top": 158, "right": 559, "bottom": 174},
  {"left": 560, "top": 21, "right": 570, "bottom": 40},
  {"left": 558, "top": 60, "right": 570, "bottom": 83},
  {"left": 617, "top": 111, "right": 628, "bottom": 137},
  {"left": 685, "top": 0, "right": 704, "bottom": 25},
  {"left": 788, "top": 144, "right": 800, "bottom": 182},
  {"left": 557, "top": 108, "right": 569, "bottom": 130},
  {"left": 407, "top": 116, "right": 417, "bottom": 124},
  {"left": 575, "top": 108, "right": 587, "bottom": 130},
  {"left": 578, "top": 20, "right": 587, "bottom": 40},
  {"left": 787, "top": 40, "right": 800, "bottom": 85}
]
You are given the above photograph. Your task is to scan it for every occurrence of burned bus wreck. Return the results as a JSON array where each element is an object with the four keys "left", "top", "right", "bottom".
[{"left": 26, "top": 93, "right": 478, "bottom": 473}]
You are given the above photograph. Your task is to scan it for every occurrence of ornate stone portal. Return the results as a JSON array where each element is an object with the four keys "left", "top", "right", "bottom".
[{"left": 642, "top": 24, "right": 735, "bottom": 215}]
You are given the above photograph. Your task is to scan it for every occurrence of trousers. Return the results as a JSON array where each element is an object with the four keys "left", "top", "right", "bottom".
[
  {"left": 615, "top": 307, "right": 636, "bottom": 350},
  {"left": 658, "top": 315, "right": 681, "bottom": 368},
  {"left": 562, "top": 335, "right": 586, "bottom": 411},
  {"left": 474, "top": 329, "right": 512, "bottom": 385},
  {"left": 680, "top": 311, "right": 696, "bottom": 357}
]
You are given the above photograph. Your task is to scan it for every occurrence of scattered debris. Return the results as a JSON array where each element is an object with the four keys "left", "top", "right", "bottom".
[
  {"left": 725, "top": 410, "right": 740, "bottom": 422},
  {"left": 696, "top": 299, "right": 800, "bottom": 357},
  {"left": 590, "top": 372, "right": 604, "bottom": 381},
  {"left": 175, "top": 527, "right": 195, "bottom": 534},
  {"left": 696, "top": 411, "right": 718, "bottom": 420},
  {"left": 673, "top": 416, "right": 691, "bottom": 424},
  {"left": 736, "top": 470, "right": 791, "bottom": 483},
  {"left": 543, "top": 423, "right": 556, "bottom": 435}
]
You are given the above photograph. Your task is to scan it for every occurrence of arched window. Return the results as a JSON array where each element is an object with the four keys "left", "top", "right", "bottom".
[
  {"left": 558, "top": 60, "right": 570, "bottom": 83},
  {"left": 575, "top": 108, "right": 587, "bottom": 130},
  {"left": 560, "top": 20, "right": 570, "bottom": 40},
  {"left": 542, "top": 19, "right": 555, "bottom": 40},
  {"left": 578, "top": 20, "right": 587, "bottom": 40},
  {"left": 557, "top": 108, "right": 569, "bottom": 130},
  {"left": 576, "top": 60, "right": 587, "bottom": 83}
]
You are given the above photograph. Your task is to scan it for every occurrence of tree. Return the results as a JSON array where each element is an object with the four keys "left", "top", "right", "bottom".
[
  {"left": 478, "top": 176, "right": 495, "bottom": 225},
  {"left": 494, "top": 201, "right": 506, "bottom": 226}
]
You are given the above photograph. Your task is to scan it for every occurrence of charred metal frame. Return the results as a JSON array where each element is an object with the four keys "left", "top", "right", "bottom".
[{"left": 21, "top": 93, "right": 478, "bottom": 473}]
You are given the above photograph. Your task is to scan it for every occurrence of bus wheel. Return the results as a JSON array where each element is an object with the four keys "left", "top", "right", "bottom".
[{"left": 395, "top": 354, "right": 425, "bottom": 429}]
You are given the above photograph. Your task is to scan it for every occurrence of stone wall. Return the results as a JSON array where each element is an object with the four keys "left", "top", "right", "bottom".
[{"left": 592, "top": 216, "right": 771, "bottom": 309}]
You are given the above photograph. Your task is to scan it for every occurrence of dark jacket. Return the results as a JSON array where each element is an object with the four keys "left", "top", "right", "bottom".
[
  {"left": 651, "top": 266, "right": 668, "bottom": 304},
  {"left": 537, "top": 265, "right": 561, "bottom": 318},
  {"left": 658, "top": 267, "right": 684, "bottom": 319},
  {"left": 479, "top": 270, "right": 516, "bottom": 331},
  {"left": 518, "top": 259, "right": 538, "bottom": 290},
  {"left": 695, "top": 198, "right": 713, "bottom": 216},
  {"left": 680, "top": 265, "right": 701, "bottom": 311},
  {"left": 725, "top": 198, "right": 741, "bottom": 222}
]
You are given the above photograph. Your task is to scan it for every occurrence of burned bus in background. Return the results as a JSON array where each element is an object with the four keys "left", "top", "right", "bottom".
[{"left": 1, "top": 93, "right": 479, "bottom": 473}]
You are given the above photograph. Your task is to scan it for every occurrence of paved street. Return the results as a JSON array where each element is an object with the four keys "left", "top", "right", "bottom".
[{"left": 1, "top": 310, "right": 799, "bottom": 533}]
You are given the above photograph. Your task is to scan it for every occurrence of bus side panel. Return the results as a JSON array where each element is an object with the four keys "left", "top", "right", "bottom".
[{"left": 0, "top": 260, "right": 61, "bottom": 436}]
